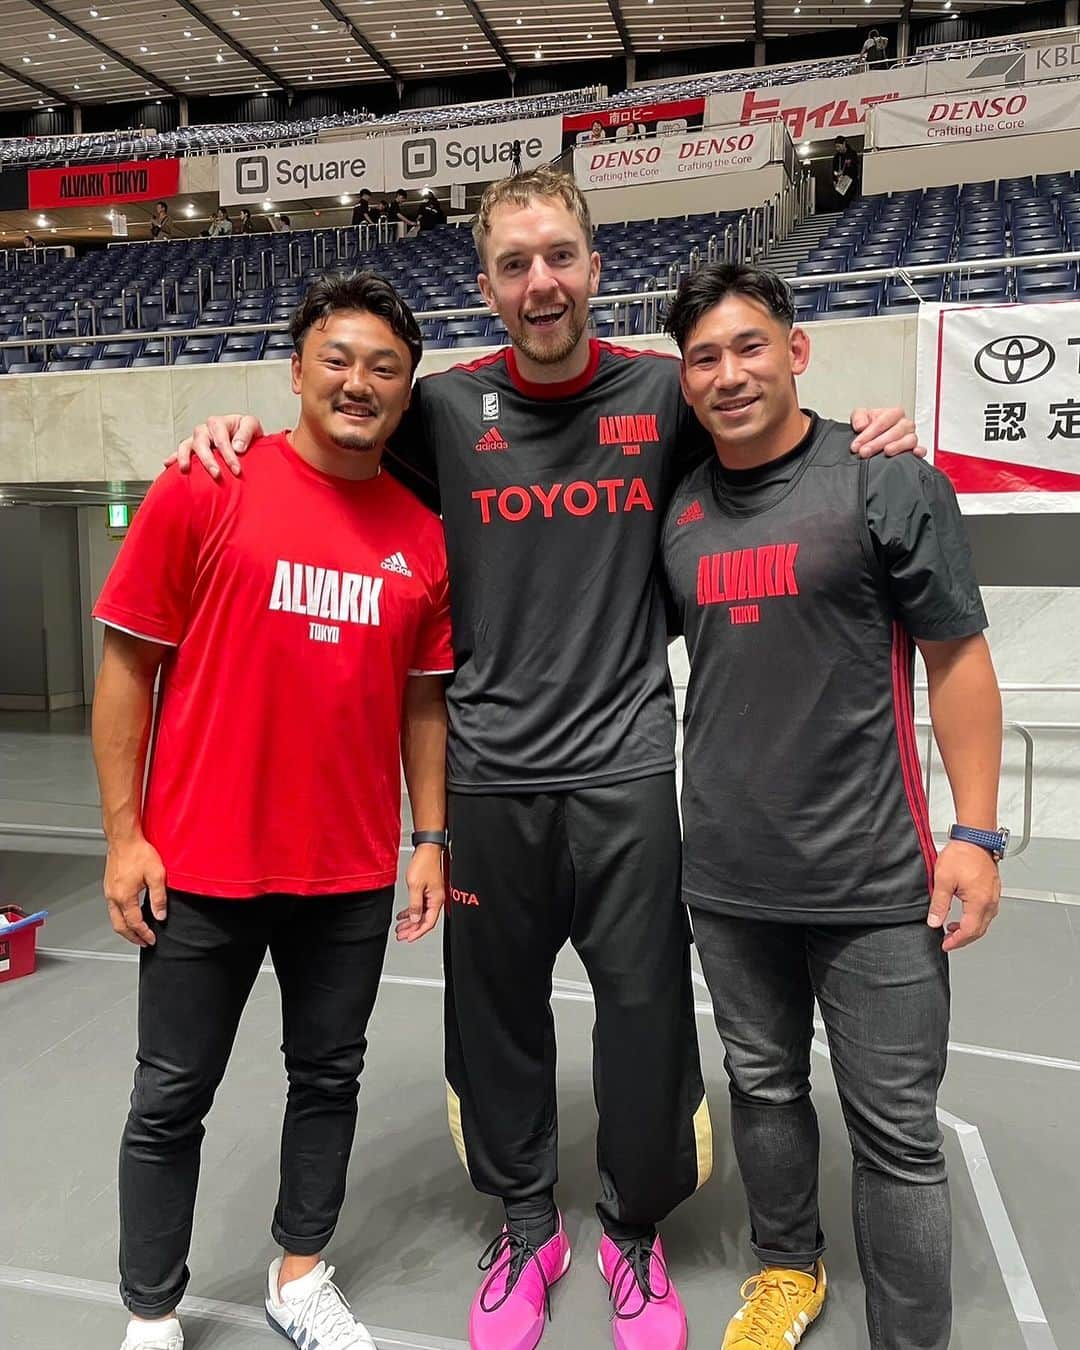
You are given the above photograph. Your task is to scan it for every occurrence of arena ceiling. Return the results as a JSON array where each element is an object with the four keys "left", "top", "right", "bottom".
[{"left": 0, "top": 0, "right": 1033, "bottom": 111}]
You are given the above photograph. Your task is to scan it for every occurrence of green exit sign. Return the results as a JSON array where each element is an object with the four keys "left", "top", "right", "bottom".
[{"left": 108, "top": 503, "right": 130, "bottom": 530}]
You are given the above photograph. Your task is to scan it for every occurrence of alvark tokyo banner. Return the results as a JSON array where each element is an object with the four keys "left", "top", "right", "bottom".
[
  {"left": 915, "top": 301, "right": 1080, "bottom": 513},
  {"left": 574, "top": 126, "right": 771, "bottom": 191},
  {"left": 873, "top": 81, "right": 1080, "bottom": 148},
  {"left": 562, "top": 98, "right": 706, "bottom": 149},
  {"left": 706, "top": 67, "right": 925, "bottom": 140},
  {"left": 28, "top": 158, "right": 180, "bottom": 210}
]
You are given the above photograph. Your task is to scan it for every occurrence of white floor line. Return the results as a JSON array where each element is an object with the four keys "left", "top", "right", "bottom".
[
  {"left": 0, "top": 1265, "right": 470, "bottom": 1350},
  {"left": 809, "top": 1039, "right": 1058, "bottom": 1350},
  {"left": 34, "top": 949, "right": 1080, "bottom": 1074},
  {"left": 689, "top": 970, "right": 1080, "bottom": 1074},
  {"left": 16, "top": 952, "right": 1064, "bottom": 1349}
]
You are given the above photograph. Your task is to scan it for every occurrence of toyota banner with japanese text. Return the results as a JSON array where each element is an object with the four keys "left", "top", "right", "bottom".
[{"left": 915, "top": 301, "right": 1080, "bottom": 513}]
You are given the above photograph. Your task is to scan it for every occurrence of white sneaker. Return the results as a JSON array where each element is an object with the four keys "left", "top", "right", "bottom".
[
  {"left": 266, "top": 1259, "right": 376, "bottom": 1349},
  {"left": 120, "top": 1316, "right": 183, "bottom": 1350}
]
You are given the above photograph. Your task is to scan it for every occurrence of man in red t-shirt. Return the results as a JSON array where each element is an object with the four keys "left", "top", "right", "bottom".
[{"left": 92, "top": 272, "right": 453, "bottom": 1350}]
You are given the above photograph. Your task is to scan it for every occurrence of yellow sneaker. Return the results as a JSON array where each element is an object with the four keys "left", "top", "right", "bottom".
[{"left": 721, "top": 1262, "right": 826, "bottom": 1349}]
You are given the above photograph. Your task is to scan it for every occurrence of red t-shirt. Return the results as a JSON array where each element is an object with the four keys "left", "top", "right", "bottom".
[{"left": 94, "top": 433, "right": 453, "bottom": 898}]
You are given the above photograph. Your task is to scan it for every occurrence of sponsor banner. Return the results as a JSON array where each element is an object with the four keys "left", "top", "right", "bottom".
[
  {"left": 382, "top": 116, "right": 563, "bottom": 191},
  {"left": 562, "top": 98, "right": 706, "bottom": 150},
  {"left": 28, "top": 158, "right": 179, "bottom": 210},
  {"left": 915, "top": 301, "right": 1080, "bottom": 513},
  {"left": 874, "top": 81, "right": 1080, "bottom": 148},
  {"left": 706, "top": 67, "right": 925, "bottom": 140},
  {"left": 574, "top": 125, "right": 771, "bottom": 191},
  {"left": 922, "top": 35, "right": 1080, "bottom": 92},
  {"left": 219, "top": 139, "right": 384, "bottom": 206}
]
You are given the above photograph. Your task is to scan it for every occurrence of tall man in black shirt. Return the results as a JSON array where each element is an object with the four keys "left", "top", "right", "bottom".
[
  {"left": 174, "top": 170, "right": 920, "bottom": 1350},
  {"left": 662, "top": 264, "right": 1003, "bottom": 1350}
]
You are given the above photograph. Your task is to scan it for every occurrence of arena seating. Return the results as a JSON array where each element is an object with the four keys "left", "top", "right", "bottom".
[
  {"left": 0, "top": 210, "right": 739, "bottom": 371},
  {"left": 791, "top": 174, "right": 1080, "bottom": 321}
]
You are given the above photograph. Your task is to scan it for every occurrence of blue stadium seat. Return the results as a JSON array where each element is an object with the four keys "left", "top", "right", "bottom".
[{"left": 89, "top": 356, "right": 133, "bottom": 370}]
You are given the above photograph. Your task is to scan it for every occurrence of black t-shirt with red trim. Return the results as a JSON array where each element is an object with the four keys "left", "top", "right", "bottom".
[
  {"left": 387, "top": 339, "right": 712, "bottom": 793},
  {"left": 662, "top": 415, "right": 988, "bottom": 925}
]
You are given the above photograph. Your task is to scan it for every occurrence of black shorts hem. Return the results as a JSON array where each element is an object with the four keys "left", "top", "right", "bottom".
[
  {"left": 684, "top": 890, "right": 930, "bottom": 926},
  {"left": 447, "top": 759, "right": 676, "bottom": 796}
]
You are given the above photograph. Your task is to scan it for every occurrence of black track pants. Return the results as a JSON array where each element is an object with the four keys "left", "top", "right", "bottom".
[{"left": 444, "top": 772, "right": 712, "bottom": 1232}]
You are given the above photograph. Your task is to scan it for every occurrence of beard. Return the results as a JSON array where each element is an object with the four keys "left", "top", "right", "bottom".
[
  {"left": 329, "top": 428, "right": 381, "bottom": 452},
  {"left": 510, "top": 303, "right": 590, "bottom": 367}
]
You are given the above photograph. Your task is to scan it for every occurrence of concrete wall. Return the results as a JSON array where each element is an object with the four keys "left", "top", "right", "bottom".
[
  {"left": 0, "top": 507, "right": 83, "bottom": 709},
  {"left": 863, "top": 126, "right": 1080, "bottom": 196},
  {"left": 584, "top": 163, "right": 787, "bottom": 225},
  {"left": 0, "top": 509, "right": 46, "bottom": 704}
]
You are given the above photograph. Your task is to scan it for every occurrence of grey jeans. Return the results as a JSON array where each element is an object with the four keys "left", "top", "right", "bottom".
[{"left": 692, "top": 910, "right": 951, "bottom": 1350}]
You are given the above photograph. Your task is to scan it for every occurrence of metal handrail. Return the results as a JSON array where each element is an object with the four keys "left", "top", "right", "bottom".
[{"left": 915, "top": 719, "right": 1037, "bottom": 858}]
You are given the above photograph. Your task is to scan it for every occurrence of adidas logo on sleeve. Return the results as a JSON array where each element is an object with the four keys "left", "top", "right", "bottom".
[{"left": 380, "top": 552, "right": 413, "bottom": 577}]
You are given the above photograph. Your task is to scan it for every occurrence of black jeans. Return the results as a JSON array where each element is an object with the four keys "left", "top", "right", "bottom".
[
  {"left": 118, "top": 887, "right": 394, "bottom": 1318},
  {"left": 692, "top": 910, "right": 951, "bottom": 1350}
]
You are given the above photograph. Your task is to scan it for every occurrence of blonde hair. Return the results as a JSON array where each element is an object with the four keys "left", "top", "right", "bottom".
[{"left": 472, "top": 166, "right": 594, "bottom": 267}]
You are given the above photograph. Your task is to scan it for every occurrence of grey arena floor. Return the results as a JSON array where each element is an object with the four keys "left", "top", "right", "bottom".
[{"left": 1, "top": 709, "right": 1077, "bottom": 1350}]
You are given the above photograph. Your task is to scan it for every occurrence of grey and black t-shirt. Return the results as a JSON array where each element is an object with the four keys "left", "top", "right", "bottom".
[
  {"left": 386, "top": 339, "right": 712, "bottom": 793},
  {"left": 662, "top": 414, "right": 988, "bottom": 925}
]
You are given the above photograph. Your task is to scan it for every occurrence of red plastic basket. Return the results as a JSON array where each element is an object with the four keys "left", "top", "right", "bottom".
[{"left": 0, "top": 907, "right": 48, "bottom": 984}]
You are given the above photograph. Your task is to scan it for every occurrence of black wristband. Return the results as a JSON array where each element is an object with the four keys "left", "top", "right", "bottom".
[{"left": 411, "top": 829, "right": 449, "bottom": 849}]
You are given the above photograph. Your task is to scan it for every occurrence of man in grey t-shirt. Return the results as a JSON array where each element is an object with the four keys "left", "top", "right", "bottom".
[{"left": 662, "top": 263, "right": 1004, "bottom": 1350}]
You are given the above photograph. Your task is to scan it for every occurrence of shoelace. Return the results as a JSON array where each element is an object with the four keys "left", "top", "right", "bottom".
[
  {"left": 288, "top": 1265, "right": 363, "bottom": 1346},
  {"left": 476, "top": 1228, "right": 554, "bottom": 1319},
  {"left": 607, "top": 1239, "right": 671, "bottom": 1323},
  {"left": 736, "top": 1269, "right": 812, "bottom": 1347}
]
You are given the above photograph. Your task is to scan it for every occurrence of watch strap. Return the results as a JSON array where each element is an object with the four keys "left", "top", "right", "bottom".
[
  {"left": 948, "top": 824, "right": 1009, "bottom": 859},
  {"left": 411, "top": 829, "right": 449, "bottom": 849}
]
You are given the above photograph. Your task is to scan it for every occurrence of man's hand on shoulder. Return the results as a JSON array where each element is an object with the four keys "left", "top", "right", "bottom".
[
  {"left": 166, "top": 414, "right": 265, "bottom": 478},
  {"left": 850, "top": 407, "right": 926, "bottom": 459}
]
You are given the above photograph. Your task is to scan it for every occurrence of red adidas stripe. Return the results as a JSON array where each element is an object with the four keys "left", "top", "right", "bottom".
[{"left": 891, "top": 622, "right": 937, "bottom": 894}]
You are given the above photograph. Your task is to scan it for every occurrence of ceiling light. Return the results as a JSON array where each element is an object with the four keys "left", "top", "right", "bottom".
[
  {"left": 516, "top": 16, "right": 522, "bottom": 23},
  {"left": 261, "top": 88, "right": 267, "bottom": 96},
  {"left": 794, "top": 4, "right": 800, "bottom": 11},
  {"left": 463, "top": 41, "right": 468, "bottom": 50},
  {"left": 262, "top": 200, "right": 272, "bottom": 210},
  {"left": 534, "top": 48, "right": 541, "bottom": 58},
  {"left": 390, "top": 29, "right": 396, "bottom": 37},
  {"left": 74, "top": 82, "right": 80, "bottom": 89},
  {"left": 37, "top": 215, "right": 48, "bottom": 227},
  {"left": 272, "top": 44, "right": 279, "bottom": 51},
  {"left": 183, "top": 28, "right": 192, "bottom": 36},
  {"left": 155, "top": 99, "right": 161, "bottom": 104},
  {"left": 140, "top": 44, "right": 148, "bottom": 52},
  {"left": 48, "top": 31, "right": 57, "bottom": 40},
  {"left": 216, "top": 52, "right": 224, "bottom": 62},
  {"left": 89, "top": 7, "right": 98, "bottom": 15},
  {"left": 435, "top": 7, "right": 443, "bottom": 13},
  {"left": 22, "top": 56, "right": 31, "bottom": 64},
  {"left": 185, "top": 203, "right": 195, "bottom": 215},
  {"left": 51, "top": 228, "right": 57, "bottom": 234},
  {"left": 100, "top": 61, "right": 107, "bottom": 69},
  {"left": 586, "top": 31, "right": 592, "bottom": 38},
  {"left": 339, "top": 194, "right": 351, "bottom": 205},
  {"left": 37, "top": 98, "right": 44, "bottom": 105},
  {"left": 798, "top": 143, "right": 810, "bottom": 156},
  {"left": 307, "top": 73, "right": 313, "bottom": 80},
  {"left": 184, "top": 73, "right": 190, "bottom": 80},
  {"left": 658, "top": 33, "right": 664, "bottom": 40},
  {"left": 420, "top": 61, "right": 425, "bottom": 68},
  {"left": 345, "top": 55, "right": 352, "bottom": 62},
  {"left": 311, "top": 21, "right": 319, "bottom": 29},
  {"left": 232, "top": 7, "right": 241, "bottom": 14}
]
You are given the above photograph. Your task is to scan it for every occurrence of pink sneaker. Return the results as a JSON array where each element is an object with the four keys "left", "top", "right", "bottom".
[
  {"left": 468, "top": 1217, "right": 572, "bottom": 1350},
  {"left": 597, "top": 1233, "right": 687, "bottom": 1350}
]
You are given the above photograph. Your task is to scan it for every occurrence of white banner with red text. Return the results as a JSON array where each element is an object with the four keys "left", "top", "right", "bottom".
[
  {"left": 915, "top": 301, "right": 1080, "bottom": 513},
  {"left": 574, "top": 124, "right": 773, "bottom": 191},
  {"left": 872, "top": 81, "right": 1080, "bottom": 149},
  {"left": 706, "top": 67, "right": 926, "bottom": 141}
]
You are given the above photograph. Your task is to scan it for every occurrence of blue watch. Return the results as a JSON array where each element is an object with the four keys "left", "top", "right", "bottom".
[{"left": 948, "top": 824, "right": 1009, "bottom": 861}]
